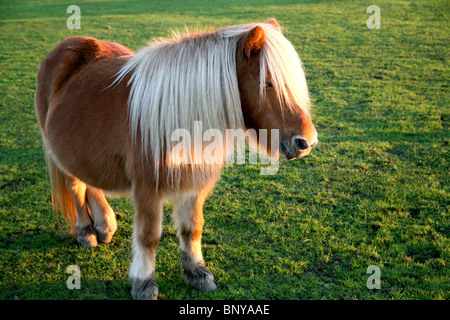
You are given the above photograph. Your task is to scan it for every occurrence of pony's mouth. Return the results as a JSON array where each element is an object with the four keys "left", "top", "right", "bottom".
[{"left": 280, "top": 140, "right": 301, "bottom": 160}]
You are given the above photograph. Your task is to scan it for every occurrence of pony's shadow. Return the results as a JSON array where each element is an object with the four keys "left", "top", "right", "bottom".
[
  {"left": 0, "top": 280, "right": 132, "bottom": 300},
  {"left": 0, "top": 229, "right": 74, "bottom": 251}
]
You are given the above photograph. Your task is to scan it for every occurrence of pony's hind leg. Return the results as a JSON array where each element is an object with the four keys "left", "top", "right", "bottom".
[
  {"left": 173, "top": 183, "right": 217, "bottom": 292},
  {"left": 86, "top": 187, "right": 117, "bottom": 244},
  {"left": 65, "top": 175, "right": 98, "bottom": 248}
]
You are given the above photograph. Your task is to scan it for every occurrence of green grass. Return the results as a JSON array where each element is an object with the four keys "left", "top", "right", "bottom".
[{"left": 0, "top": 0, "right": 448, "bottom": 300}]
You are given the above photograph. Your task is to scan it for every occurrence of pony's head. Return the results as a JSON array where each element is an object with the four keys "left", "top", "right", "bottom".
[
  {"left": 234, "top": 19, "right": 318, "bottom": 160},
  {"left": 116, "top": 19, "right": 317, "bottom": 187}
]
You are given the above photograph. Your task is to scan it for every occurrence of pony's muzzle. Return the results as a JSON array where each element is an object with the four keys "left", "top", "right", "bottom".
[{"left": 280, "top": 135, "right": 317, "bottom": 160}]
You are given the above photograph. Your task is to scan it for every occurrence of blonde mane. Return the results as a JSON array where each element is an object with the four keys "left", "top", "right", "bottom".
[{"left": 114, "top": 22, "right": 310, "bottom": 187}]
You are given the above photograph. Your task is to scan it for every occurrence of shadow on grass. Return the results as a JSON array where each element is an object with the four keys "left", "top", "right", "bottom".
[
  {"left": 0, "top": 280, "right": 131, "bottom": 300},
  {"left": 0, "top": 229, "right": 74, "bottom": 251}
]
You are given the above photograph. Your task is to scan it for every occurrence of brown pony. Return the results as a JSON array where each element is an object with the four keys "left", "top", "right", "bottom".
[{"left": 35, "top": 18, "right": 317, "bottom": 299}]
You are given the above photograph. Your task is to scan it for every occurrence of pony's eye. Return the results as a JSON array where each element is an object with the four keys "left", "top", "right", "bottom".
[{"left": 258, "top": 81, "right": 273, "bottom": 89}]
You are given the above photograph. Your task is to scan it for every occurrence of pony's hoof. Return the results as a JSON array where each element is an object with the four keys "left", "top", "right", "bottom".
[
  {"left": 197, "top": 280, "right": 217, "bottom": 292},
  {"left": 94, "top": 217, "right": 117, "bottom": 244},
  {"left": 185, "top": 277, "right": 217, "bottom": 292},
  {"left": 95, "top": 227, "right": 116, "bottom": 244},
  {"left": 130, "top": 276, "right": 159, "bottom": 300},
  {"left": 184, "top": 267, "right": 217, "bottom": 292},
  {"left": 77, "top": 225, "right": 98, "bottom": 248},
  {"left": 181, "top": 253, "right": 217, "bottom": 292}
]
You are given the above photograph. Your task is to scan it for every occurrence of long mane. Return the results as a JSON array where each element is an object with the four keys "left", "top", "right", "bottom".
[{"left": 114, "top": 22, "right": 310, "bottom": 187}]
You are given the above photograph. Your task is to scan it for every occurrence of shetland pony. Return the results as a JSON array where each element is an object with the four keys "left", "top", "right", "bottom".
[{"left": 35, "top": 18, "right": 318, "bottom": 299}]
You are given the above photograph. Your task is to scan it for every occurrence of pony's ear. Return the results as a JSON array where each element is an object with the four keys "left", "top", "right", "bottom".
[
  {"left": 242, "top": 25, "right": 265, "bottom": 58},
  {"left": 265, "top": 18, "right": 281, "bottom": 31}
]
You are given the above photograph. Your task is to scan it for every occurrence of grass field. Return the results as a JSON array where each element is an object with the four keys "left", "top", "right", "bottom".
[{"left": 0, "top": 0, "right": 448, "bottom": 300}]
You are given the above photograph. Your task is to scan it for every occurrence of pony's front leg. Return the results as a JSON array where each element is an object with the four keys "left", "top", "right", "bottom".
[
  {"left": 173, "top": 183, "right": 217, "bottom": 292},
  {"left": 129, "top": 185, "right": 162, "bottom": 300}
]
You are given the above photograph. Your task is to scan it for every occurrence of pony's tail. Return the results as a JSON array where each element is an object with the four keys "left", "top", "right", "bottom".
[{"left": 45, "top": 147, "right": 77, "bottom": 238}]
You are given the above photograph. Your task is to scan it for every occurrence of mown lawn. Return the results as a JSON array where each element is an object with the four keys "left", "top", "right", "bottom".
[{"left": 0, "top": 0, "right": 448, "bottom": 300}]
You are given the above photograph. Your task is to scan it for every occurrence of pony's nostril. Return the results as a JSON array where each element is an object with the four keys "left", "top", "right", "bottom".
[{"left": 292, "top": 136, "right": 309, "bottom": 150}]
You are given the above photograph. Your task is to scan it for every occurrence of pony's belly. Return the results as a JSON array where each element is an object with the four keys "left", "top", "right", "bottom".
[
  {"left": 45, "top": 105, "right": 132, "bottom": 191},
  {"left": 46, "top": 138, "right": 132, "bottom": 192}
]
